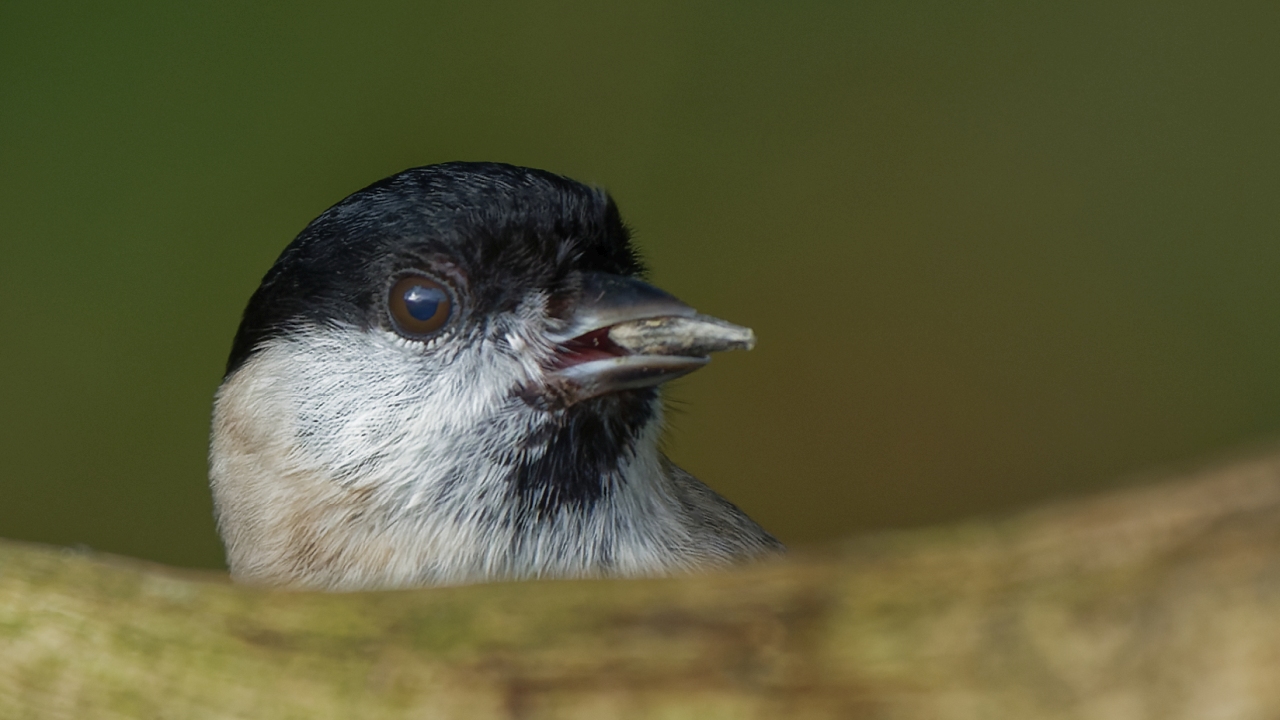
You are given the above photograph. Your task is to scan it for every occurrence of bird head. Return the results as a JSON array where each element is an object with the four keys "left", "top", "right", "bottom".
[{"left": 210, "top": 162, "right": 772, "bottom": 589}]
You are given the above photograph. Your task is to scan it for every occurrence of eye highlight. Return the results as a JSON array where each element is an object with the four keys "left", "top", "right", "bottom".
[{"left": 388, "top": 274, "right": 453, "bottom": 338}]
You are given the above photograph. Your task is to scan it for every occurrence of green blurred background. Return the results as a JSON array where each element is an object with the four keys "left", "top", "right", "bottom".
[{"left": 2, "top": 2, "right": 1278, "bottom": 569}]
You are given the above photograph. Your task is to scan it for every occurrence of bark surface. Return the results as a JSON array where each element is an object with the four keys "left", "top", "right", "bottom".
[{"left": 4, "top": 449, "right": 1280, "bottom": 719}]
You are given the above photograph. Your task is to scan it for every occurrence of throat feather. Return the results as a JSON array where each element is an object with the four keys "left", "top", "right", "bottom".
[{"left": 507, "top": 388, "right": 657, "bottom": 517}]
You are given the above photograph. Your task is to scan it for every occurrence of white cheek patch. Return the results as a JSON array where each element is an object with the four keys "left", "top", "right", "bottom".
[
  {"left": 501, "top": 290, "right": 561, "bottom": 383},
  {"left": 268, "top": 324, "right": 546, "bottom": 503}
]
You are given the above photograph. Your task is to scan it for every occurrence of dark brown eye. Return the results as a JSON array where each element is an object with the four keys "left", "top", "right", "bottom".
[{"left": 388, "top": 274, "right": 453, "bottom": 338}]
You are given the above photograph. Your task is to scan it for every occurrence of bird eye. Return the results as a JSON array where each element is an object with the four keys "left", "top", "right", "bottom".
[{"left": 388, "top": 274, "right": 453, "bottom": 338}]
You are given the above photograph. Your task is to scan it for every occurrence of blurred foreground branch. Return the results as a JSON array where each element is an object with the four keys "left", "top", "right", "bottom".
[{"left": 5, "top": 450, "right": 1280, "bottom": 719}]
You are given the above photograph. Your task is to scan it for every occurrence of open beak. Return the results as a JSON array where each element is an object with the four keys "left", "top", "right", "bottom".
[{"left": 539, "top": 272, "right": 755, "bottom": 408}]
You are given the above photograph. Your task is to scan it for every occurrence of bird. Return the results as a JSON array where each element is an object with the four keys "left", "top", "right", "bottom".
[{"left": 209, "top": 162, "right": 783, "bottom": 590}]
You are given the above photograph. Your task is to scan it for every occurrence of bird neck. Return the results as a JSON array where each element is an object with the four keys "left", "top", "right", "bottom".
[
  {"left": 211, "top": 335, "right": 782, "bottom": 590},
  {"left": 209, "top": 348, "right": 724, "bottom": 589}
]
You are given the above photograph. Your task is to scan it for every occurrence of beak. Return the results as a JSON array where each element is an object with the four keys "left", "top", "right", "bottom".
[{"left": 537, "top": 272, "right": 755, "bottom": 408}]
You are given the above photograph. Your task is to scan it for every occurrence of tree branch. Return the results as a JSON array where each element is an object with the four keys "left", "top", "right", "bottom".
[{"left": 5, "top": 449, "right": 1280, "bottom": 718}]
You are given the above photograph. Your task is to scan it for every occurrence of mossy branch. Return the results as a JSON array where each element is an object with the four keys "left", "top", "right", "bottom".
[{"left": 5, "top": 450, "right": 1280, "bottom": 719}]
